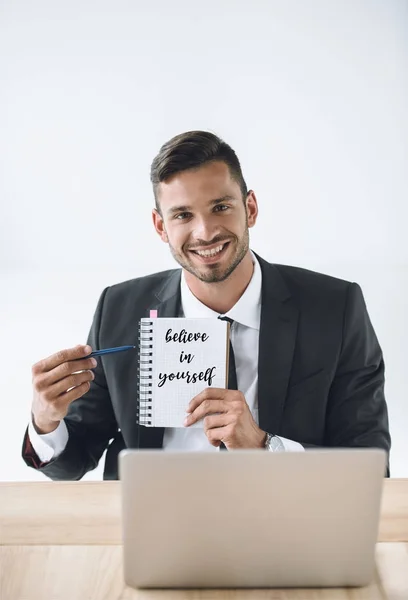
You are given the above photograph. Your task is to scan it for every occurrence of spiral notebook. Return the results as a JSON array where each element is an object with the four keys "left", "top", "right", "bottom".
[{"left": 137, "top": 317, "right": 230, "bottom": 428}]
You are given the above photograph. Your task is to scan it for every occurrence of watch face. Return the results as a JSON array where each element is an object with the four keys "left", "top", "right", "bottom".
[{"left": 268, "top": 435, "right": 285, "bottom": 452}]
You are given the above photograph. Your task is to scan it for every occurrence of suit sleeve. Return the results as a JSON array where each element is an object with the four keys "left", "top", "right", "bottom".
[
  {"left": 22, "top": 287, "right": 118, "bottom": 480},
  {"left": 324, "top": 282, "right": 391, "bottom": 473}
]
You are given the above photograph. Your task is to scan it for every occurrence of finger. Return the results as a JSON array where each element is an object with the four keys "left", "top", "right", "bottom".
[
  {"left": 187, "top": 388, "right": 229, "bottom": 414},
  {"left": 206, "top": 425, "right": 231, "bottom": 448},
  {"left": 184, "top": 399, "right": 228, "bottom": 426},
  {"left": 32, "top": 345, "right": 93, "bottom": 376},
  {"left": 47, "top": 357, "right": 98, "bottom": 386},
  {"left": 59, "top": 380, "right": 92, "bottom": 406},
  {"left": 47, "top": 369, "right": 95, "bottom": 398},
  {"left": 203, "top": 413, "right": 230, "bottom": 434},
  {"left": 33, "top": 356, "right": 97, "bottom": 390}
]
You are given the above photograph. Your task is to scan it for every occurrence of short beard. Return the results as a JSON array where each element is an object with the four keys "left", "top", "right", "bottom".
[{"left": 168, "top": 226, "right": 250, "bottom": 284}]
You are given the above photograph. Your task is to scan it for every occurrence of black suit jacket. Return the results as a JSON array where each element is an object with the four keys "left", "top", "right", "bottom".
[{"left": 22, "top": 253, "right": 391, "bottom": 479}]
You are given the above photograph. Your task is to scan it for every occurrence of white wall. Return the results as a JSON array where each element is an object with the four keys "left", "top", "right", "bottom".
[{"left": 0, "top": 0, "right": 407, "bottom": 480}]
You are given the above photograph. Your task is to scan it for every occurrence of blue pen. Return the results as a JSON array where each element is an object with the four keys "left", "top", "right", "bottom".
[{"left": 85, "top": 345, "right": 136, "bottom": 358}]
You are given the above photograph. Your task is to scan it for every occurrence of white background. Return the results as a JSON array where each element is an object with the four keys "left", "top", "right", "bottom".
[{"left": 0, "top": 0, "right": 407, "bottom": 480}]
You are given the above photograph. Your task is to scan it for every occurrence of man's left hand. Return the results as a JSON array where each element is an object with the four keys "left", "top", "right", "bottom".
[{"left": 184, "top": 388, "right": 266, "bottom": 449}]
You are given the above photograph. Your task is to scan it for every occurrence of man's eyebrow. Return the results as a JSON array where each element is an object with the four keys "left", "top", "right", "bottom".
[
  {"left": 167, "top": 195, "right": 237, "bottom": 216},
  {"left": 210, "top": 195, "right": 236, "bottom": 205},
  {"left": 167, "top": 204, "right": 191, "bottom": 216}
]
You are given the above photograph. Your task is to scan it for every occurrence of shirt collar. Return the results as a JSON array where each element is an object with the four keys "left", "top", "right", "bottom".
[{"left": 180, "top": 251, "right": 262, "bottom": 330}]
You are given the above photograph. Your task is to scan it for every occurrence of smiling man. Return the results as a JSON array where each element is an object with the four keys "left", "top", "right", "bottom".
[{"left": 23, "top": 131, "right": 391, "bottom": 479}]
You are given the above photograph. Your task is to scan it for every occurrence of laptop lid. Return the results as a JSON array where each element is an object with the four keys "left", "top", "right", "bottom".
[{"left": 119, "top": 449, "right": 386, "bottom": 589}]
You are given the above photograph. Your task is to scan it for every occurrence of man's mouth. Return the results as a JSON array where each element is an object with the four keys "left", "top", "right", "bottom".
[{"left": 188, "top": 241, "right": 230, "bottom": 263}]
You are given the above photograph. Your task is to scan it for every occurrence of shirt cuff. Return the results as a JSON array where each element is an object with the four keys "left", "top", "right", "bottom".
[
  {"left": 28, "top": 418, "right": 69, "bottom": 463},
  {"left": 277, "top": 436, "right": 305, "bottom": 452}
]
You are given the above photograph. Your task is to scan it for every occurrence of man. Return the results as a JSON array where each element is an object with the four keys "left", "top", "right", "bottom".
[{"left": 23, "top": 131, "right": 391, "bottom": 480}]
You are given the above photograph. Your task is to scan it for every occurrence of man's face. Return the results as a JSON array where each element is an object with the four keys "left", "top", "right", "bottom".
[{"left": 152, "top": 161, "right": 258, "bottom": 283}]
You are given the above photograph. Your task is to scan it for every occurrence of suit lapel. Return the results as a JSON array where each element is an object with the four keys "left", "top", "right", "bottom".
[
  {"left": 138, "top": 269, "right": 182, "bottom": 449},
  {"left": 256, "top": 255, "right": 299, "bottom": 434},
  {"left": 148, "top": 268, "right": 182, "bottom": 317}
]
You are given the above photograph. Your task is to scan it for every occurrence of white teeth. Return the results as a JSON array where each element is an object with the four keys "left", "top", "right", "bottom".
[{"left": 195, "top": 244, "right": 225, "bottom": 257}]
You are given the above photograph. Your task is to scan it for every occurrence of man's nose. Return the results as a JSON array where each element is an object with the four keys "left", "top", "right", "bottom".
[{"left": 193, "top": 217, "right": 217, "bottom": 242}]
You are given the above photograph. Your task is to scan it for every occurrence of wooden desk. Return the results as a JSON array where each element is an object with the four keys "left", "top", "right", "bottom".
[{"left": 1, "top": 479, "right": 408, "bottom": 600}]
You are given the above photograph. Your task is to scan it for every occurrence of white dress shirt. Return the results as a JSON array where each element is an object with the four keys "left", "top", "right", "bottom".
[{"left": 28, "top": 253, "right": 304, "bottom": 461}]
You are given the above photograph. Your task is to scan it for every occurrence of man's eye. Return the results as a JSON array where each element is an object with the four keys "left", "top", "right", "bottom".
[
  {"left": 214, "top": 205, "right": 229, "bottom": 212},
  {"left": 175, "top": 212, "right": 191, "bottom": 220}
]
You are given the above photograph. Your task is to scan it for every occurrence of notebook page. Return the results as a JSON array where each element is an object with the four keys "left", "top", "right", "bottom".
[{"left": 150, "top": 318, "right": 228, "bottom": 427}]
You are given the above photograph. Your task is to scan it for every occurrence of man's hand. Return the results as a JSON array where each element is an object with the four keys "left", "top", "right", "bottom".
[
  {"left": 31, "top": 345, "right": 97, "bottom": 434},
  {"left": 184, "top": 388, "right": 266, "bottom": 449}
]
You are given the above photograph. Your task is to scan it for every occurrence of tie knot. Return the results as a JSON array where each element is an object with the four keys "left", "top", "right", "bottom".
[{"left": 218, "top": 315, "right": 234, "bottom": 326}]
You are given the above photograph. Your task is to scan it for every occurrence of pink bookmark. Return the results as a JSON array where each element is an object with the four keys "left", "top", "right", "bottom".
[{"left": 149, "top": 310, "right": 158, "bottom": 318}]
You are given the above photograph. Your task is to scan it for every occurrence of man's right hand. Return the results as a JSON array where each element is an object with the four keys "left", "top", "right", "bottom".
[{"left": 31, "top": 345, "right": 97, "bottom": 434}]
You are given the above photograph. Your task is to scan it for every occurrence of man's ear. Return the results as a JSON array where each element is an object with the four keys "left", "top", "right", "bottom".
[
  {"left": 152, "top": 208, "right": 169, "bottom": 243},
  {"left": 246, "top": 190, "right": 258, "bottom": 228}
]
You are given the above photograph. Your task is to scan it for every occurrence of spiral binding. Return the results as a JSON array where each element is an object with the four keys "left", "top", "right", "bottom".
[{"left": 137, "top": 320, "right": 154, "bottom": 426}]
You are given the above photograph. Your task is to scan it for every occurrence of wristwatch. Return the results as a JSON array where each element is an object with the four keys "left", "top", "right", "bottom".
[{"left": 264, "top": 433, "right": 285, "bottom": 452}]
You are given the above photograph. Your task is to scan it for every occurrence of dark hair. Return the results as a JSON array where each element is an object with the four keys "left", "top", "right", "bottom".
[{"left": 150, "top": 131, "right": 248, "bottom": 213}]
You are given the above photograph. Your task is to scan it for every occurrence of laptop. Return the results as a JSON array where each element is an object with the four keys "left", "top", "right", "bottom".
[{"left": 119, "top": 448, "right": 386, "bottom": 589}]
